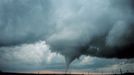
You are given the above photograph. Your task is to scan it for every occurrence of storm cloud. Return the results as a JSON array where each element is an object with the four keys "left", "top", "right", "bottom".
[
  {"left": 0, "top": 0, "right": 134, "bottom": 69},
  {"left": 46, "top": 0, "right": 134, "bottom": 67},
  {"left": 0, "top": 0, "right": 53, "bottom": 46}
]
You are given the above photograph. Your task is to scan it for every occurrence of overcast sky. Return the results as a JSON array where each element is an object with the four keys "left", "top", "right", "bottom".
[{"left": 0, "top": 0, "right": 134, "bottom": 73}]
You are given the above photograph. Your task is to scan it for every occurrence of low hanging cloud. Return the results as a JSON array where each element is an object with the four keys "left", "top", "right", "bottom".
[
  {"left": 0, "top": 41, "right": 133, "bottom": 73},
  {"left": 0, "top": 0, "right": 134, "bottom": 69},
  {"left": 46, "top": 0, "right": 134, "bottom": 66}
]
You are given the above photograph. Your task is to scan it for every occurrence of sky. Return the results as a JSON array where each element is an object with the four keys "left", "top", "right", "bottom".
[{"left": 0, "top": 0, "right": 134, "bottom": 73}]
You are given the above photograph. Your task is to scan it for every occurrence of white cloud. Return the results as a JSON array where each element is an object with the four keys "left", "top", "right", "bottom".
[
  {"left": 80, "top": 56, "right": 94, "bottom": 65},
  {"left": 0, "top": 41, "right": 65, "bottom": 71}
]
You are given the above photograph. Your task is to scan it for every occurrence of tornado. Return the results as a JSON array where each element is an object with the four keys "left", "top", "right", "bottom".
[{"left": 0, "top": 0, "right": 134, "bottom": 71}]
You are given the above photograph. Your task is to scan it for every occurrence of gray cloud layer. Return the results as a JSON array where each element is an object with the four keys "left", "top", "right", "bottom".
[
  {"left": 46, "top": 0, "right": 134, "bottom": 67},
  {"left": 0, "top": 0, "right": 53, "bottom": 46},
  {"left": 0, "top": 0, "right": 134, "bottom": 69}
]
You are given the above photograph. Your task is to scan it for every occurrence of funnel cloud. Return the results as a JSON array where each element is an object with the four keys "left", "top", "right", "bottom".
[{"left": 0, "top": 0, "right": 134, "bottom": 70}]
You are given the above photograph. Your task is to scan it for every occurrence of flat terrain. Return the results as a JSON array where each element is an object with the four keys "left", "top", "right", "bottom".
[{"left": 0, "top": 71, "right": 133, "bottom": 75}]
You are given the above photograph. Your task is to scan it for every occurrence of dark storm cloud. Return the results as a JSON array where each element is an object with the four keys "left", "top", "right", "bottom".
[
  {"left": 0, "top": 0, "right": 134, "bottom": 69},
  {"left": 46, "top": 0, "right": 134, "bottom": 67},
  {"left": 0, "top": 0, "right": 53, "bottom": 46}
]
